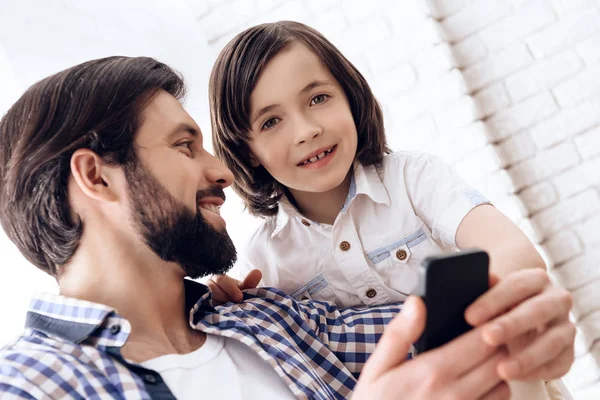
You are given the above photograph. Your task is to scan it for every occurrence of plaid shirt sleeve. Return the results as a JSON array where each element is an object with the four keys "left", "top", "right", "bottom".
[
  {"left": 0, "top": 343, "right": 71, "bottom": 399},
  {"left": 0, "top": 363, "right": 38, "bottom": 399},
  {"left": 294, "top": 299, "right": 402, "bottom": 376}
]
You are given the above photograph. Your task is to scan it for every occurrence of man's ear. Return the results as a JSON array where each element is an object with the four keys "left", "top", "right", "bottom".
[
  {"left": 70, "top": 149, "right": 120, "bottom": 203},
  {"left": 249, "top": 153, "right": 261, "bottom": 168}
]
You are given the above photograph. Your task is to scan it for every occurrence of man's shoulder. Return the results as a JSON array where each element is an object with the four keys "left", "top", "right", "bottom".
[
  {"left": 1, "top": 331, "right": 86, "bottom": 375},
  {"left": 0, "top": 331, "right": 117, "bottom": 398}
]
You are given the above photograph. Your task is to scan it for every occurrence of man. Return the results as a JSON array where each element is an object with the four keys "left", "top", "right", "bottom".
[{"left": 0, "top": 56, "right": 574, "bottom": 399}]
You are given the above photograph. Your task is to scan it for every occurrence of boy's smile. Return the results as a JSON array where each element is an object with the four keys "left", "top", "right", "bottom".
[{"left": 247, "top": 41, "right": 358, "bottom": 199}]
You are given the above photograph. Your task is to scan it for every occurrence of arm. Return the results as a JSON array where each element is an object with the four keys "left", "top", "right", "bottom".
[
  {"left": 402, "top": 154, "right": 544, "bottom": 276},
  {"left": 456, "top": 204, "right": 546, "bottom": 277},
  {"left": 353, "top": 270, "right": 575, "bottom": 399}
]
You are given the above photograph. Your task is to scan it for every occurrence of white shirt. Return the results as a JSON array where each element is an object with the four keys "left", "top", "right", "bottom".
[
  {"left": 141, "top": 334, "right": 295, "bottom": 400},
  {"left": 238, "top": 152, "right": 490, "bottom": 308}
]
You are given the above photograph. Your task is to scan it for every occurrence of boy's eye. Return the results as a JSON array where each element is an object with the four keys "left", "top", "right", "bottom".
[
  {"left": 310, "top": 94, "right": 329, "bottom": 106},
  {"left": 261, "top": 117, "right": 279, "bottom": 130}
]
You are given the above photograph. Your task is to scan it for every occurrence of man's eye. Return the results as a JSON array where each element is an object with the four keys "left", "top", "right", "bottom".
[
  {"left": 310, "top": 94, "right": 329, "bottom": 106},
  {"left": 176, "top": 141, "right": 194, "bottom": 155},
  {"left": 262, "top": 117, "right": 279, "bottom": 130}
]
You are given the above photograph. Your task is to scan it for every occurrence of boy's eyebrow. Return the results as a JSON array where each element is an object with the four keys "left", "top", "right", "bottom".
[
  {"left": 252, "top": 105, "right": 279, "bottom": 124},
  {"left": 300, "top": 80, "right": 330, "bottom": 94},
  {"left": 251, "top": 80, "right": 332, "bottom": 124}
]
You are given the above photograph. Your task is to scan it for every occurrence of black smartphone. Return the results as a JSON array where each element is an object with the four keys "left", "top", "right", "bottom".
[{"left": 413, "top": 249, "right": 489, "bottom": 355}]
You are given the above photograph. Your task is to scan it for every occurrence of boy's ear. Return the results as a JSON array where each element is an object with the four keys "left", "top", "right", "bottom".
[
  {"left": 249, "top": 153, "right": 261, "bottom": 168},
  {"left": 70, "top": 148, "right": 120, "bottom": 203}
]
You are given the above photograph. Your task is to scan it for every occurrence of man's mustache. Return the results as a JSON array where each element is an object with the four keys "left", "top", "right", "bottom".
[{"left": 196, "top": 186, "right": 226, "bottom": 203}]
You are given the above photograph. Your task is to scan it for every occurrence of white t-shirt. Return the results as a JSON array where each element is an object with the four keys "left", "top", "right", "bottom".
[
  {"left": 237, "top": 152, "right": 491, "bottom": 308},
  {"left": 141, "top": 334, "right": 295, "bottom": 400}
]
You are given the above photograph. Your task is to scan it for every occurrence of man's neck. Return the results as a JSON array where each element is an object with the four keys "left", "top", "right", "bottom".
[
  {"left": 289, "top": 171, "right": 352, "bottom": 225},
  {"left": 57, "top": 227, "right": 206, "bottom": 363}
]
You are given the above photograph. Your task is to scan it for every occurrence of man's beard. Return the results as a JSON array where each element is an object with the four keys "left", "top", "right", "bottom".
[{"left": 124, "top": 160, "right": 237, "bottom": 279}]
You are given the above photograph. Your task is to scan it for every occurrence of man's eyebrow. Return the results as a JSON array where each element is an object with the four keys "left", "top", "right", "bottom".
[
  {"left": 251, "top": 80, "right": 332, "bottom": 125},
  {"left": 166, "top": 122, "right": 199, "bottom": 140}
]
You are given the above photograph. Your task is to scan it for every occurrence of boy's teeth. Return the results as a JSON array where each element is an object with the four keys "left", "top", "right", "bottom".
[{"left": 302, "top": 147, "right": 334, "bottom": 165}]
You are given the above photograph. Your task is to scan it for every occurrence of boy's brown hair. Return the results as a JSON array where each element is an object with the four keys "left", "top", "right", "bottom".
[{"left": 210, "top": 21, "right": 390, "bottom": 217}]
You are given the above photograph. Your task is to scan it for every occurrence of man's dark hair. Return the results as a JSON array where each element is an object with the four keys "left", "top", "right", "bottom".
[
  {"left": 0, "top": 56, "right": 185, "bottom": 277},
  {"left": 210, "top": 21, "right": 390, "bottom": 218}
]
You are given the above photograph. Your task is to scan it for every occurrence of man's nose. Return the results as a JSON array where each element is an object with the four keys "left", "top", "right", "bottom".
[{"left": 204, "top": 153, "right": 234, "bottom": 189}]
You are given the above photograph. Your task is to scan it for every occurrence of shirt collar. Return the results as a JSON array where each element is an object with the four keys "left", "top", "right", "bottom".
[
  {"left": 349, "top": 161, "right": 390, "bottom": 208},
  {"left": 272, "top": 196, "right": 303, "bottom": 238},
  {"left": 25, "top": 279, "right": 216, "bottom": 349},
  {"left": 271, "top": 161, "right": 390, "bottom": 237}
]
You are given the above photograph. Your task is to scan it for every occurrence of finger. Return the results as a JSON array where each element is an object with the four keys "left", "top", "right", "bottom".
[
  {"left": 489, "top": 273, "right": 500, "bottom": 288},
  {"left": 427, "top": 324, "right": 499, "bottom": 377},
  {"left": 481, "top": 287, "right": 572, "bottom": 346},
  {"left": 208, "top": 279, "right": 232, "bottom": 303},
  {"left": 214, "top": 275, "right": 244, "bottom": 302},
  {"left": 480, "top": 382, "right": 511, "bottom": 400},
  {"left": 466, "top": 269, "right": 549, "bottom": 326},
  {"left": 360, "top": 296, "right": 425, "bottom": 382},
  {"left": 516, "top": 345, "right": 575, "bottom": 381},
  {"left": 498, "top": 321, "right": 576, "bottom": 380},
  {"left": 240, "top": 269, "right": 262, "bottom": 290},
  {"left": 452, "top": 348, "right": 508, "bottom": 399}
]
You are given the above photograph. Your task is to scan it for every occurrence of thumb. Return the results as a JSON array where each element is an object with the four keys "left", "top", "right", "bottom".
[
  {"left": 489, "top": 272, "right": 500, "bottom": 288},
  {"left": 240, "top": 269, "right": 262, "bottom": 290},
  {"left": 359, "top": 296, "right": 426, "bottom": 383}
]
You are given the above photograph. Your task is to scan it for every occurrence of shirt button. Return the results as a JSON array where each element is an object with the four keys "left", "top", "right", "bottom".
[
  {"left": 301, "top": 219, "right": 311, "bottom": 227},
  {"left": 109, "top": 324, "right": 121, "bottom": 335},
  {"left": 144, "top": 374, "right": 157, "bottom": 384},
  {"left": 366, "top": 289, "right": 377, "bottom": 298},
  {"left": 339, "top": 241, "right": 351, "bottom": 251},
  {"left": 396, "top": 249, "right": 408, "bottom": 261}
]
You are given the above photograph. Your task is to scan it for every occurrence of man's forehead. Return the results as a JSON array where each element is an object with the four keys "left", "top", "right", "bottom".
[{"left": 137, "top": 90, "right": 202, "bottom": 143}]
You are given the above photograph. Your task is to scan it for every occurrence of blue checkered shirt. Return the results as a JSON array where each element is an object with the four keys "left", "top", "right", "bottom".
[{"left": 0, "top": 279, "right": 401, "bottom": 399}]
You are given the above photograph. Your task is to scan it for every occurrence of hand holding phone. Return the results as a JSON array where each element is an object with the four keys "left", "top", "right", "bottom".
[{"left": 413, "top": 250, "right": 489, "bottom": 355}]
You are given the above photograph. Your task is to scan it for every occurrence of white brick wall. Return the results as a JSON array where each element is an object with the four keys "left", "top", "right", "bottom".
[
  {"left": 462, "top": 44, "right": 533, "bottom": 92},
  {"left": 529, "top": 100, "right": 600, "bottom": 149},
  {"left": 575, "top": 126, "right": 600, "bottom": 160},
  {"left": 194, "top": 0, "right": 600, "bottom": 396},
  {"left": 440, "top": 0, "right": 513, "bottom": 42},
  {"left": 442, "top": 1, "right": 600, "bottom": 396},
  {"left": 526, "top": 8, "right": 600, "bottom": 58},
  {"left": 504, "top": 50, "right": 582, "bottom": 102},
  {"left": 485, "top": 91, "right": 558, "bottom": 140}
]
